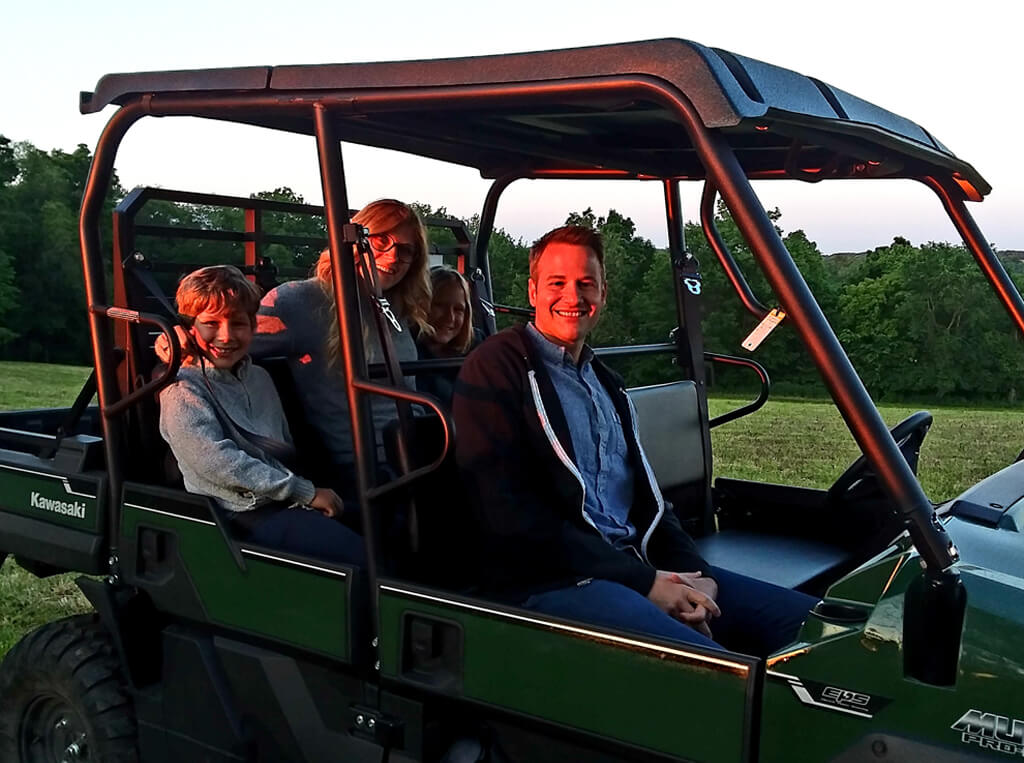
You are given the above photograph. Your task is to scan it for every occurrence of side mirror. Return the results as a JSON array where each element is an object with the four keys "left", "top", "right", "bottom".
[{"left": 903, "top": 568, "right": 967, "bottom": 686}]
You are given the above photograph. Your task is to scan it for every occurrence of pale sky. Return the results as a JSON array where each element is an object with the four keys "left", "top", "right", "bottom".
[{"left": 4, "top": 0, "right": 1020, "bottom": 254}]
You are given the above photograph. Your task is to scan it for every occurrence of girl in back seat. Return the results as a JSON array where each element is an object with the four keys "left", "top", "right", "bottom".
[
  {"left": 158, "top": 265, "right": 366, "bottom": 565},
  {"left": 415, "top": 266, "right": 480, "bottom": 407}
]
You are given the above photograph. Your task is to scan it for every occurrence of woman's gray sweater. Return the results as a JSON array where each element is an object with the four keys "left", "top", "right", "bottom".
[
  {"left": 250, "top": 277, "right": 418, "bottom": 465},
  {"left": 158, "top": 358, "right": 316, "bottom": 513}
]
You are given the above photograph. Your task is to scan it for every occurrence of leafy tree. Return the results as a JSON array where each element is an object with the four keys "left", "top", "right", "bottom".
[
  {"left": 0, "top": 138, "right": 123, "bottom": 363},
  {"left": 837, "top": 240, "right": 1024, "bottom": 401},
  {"left": 4, "top": 130, "right": 1024, "bottom": 405},
  {"left": 0, "top": 248, "right": 18, "bottom": 343}
]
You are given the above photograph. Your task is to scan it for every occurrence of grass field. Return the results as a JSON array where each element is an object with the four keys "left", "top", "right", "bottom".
[{"left": 1, "top": 361, "right": 1022, "bottom": 655}]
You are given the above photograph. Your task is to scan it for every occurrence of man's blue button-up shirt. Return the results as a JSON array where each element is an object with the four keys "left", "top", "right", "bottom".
[{"left": 527, "top": 323, "right": 636, "bottom": 548}]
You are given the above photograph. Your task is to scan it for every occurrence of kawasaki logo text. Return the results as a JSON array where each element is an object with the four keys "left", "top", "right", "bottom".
[{"left": 30, "top": 491, "right": 86, "bottom": 519}]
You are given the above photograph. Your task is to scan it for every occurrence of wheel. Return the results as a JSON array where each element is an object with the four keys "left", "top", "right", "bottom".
[
  {"left": 0, "top": 614, "right": 138, "bottom": 762},
  {"left": 827, "top": 410, "right": 933, "bottom": 504}
]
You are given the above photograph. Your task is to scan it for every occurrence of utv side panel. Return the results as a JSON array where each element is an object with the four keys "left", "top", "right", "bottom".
[
  {"left": 120, "top": 484, "right": 358, "bottom": 663},
  {"left": 0, "top": 460, "right": 104, "bottom": 532},
  {"left": 761, "top": 560, "right": 1024, "bottom": 761},
  {"left": 134, "top": 626, "right": 405, "bottom": 763},
  {"left": 377, "top": 582, "right": 759, "bottom": 762},
  {"left": 0, "top": 457, "right": 107, "bottom": 573}
]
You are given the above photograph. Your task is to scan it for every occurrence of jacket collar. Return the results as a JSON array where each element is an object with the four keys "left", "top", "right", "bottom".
[{"left": 188, "top": 354, "right": 252, "bottom": 383}]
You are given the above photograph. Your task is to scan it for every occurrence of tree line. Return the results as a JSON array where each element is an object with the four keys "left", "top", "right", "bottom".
[{"left": 2, "top": 135, "right": 1023, "bottom": 403}]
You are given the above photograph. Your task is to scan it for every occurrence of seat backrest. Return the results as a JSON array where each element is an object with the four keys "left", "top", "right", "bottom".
[
  {"left": 627, "top": 380, "right": 711, "bottom": 534},
  {"left": 627, "top": 380, "right": 705, "bottom": 490},
  {"left": 256, "top": 357, "right": 335, "bottom": 485}
]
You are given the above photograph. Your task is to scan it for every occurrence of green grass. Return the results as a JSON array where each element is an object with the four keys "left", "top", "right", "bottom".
[
  {"left": 0, "top": 562, "right": 93, "bottom": 655},
  {"left": 0, "top": 361, "right": 1022, "bottom": 656},
  {"left": 708, "top": 396, "right": 1024, "bottom": 501},
  {"left": 0, "top": 361, "right": 92, "bottom": 410}
]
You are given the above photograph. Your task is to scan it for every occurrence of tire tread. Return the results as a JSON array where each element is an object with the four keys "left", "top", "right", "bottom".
[{"left": 0, "top": 614, "right": 139, "bottom": 762}]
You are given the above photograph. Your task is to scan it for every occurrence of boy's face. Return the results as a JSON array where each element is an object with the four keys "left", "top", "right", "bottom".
[{"left": 190, "top": 307, "right": 253, "bottom": 370}]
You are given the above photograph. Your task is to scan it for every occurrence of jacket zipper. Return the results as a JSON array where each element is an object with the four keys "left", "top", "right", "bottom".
[
  {"left": 624, "top": 390, "right": 666, "bottom": 563},
  {"left": 526, "top": 369, "right": 599, "bottom": 535}
]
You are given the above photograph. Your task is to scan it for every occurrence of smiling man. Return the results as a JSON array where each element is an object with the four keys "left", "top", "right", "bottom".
[{"left": 453, "top": 225, "right": 815, "bottom": 655}]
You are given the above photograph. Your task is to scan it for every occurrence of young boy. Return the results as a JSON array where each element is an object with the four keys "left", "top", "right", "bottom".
[{"left": 158, "top": 265, "right": 365, "bottom": 566}]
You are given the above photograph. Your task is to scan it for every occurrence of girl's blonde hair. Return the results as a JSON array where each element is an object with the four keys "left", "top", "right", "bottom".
[
  {"left": 315, "top": 199, "right": 433, "bottom": 364},
  {"left": 429, "top": 266, "right": 474, "bottom": 354}
]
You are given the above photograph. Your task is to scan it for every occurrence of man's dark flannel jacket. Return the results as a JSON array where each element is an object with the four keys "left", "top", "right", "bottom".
[{"left": 452, "top": 324, "right": 712, "bottom": 603}]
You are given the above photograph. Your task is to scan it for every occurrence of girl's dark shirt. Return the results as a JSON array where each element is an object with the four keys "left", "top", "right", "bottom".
[{"left": 415, "top": 329, "right": 483, "bottom": 408}]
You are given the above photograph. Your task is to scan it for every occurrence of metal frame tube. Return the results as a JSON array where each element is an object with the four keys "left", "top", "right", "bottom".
[
  {"left": 923, "top": 176, "right": 1024, "bottom": 337},
  {"left": 472, "top": 174, "right": 520, "bottom": 334},
  {"left": 79, "top": 102, "right": 147, "bottom": 573},
  {"left": 664, "top": 178, "right": 715, "bottom": 531},
  {"left": 700, "top": 182, "right": 770, "bottom": 320},
  {"left": 312, "top": 104, "right": 381, "bottom": 600},
  {"left": 659, "top": 180, "right": 692, "bottom": 350}
]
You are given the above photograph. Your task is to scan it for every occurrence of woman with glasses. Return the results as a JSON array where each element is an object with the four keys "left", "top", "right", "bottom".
[{"left": 251, "top": 199, "right": 433, "bottom": 481}]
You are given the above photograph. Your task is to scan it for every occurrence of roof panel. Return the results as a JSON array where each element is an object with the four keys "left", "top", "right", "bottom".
[
  {"left": 715, "top": 50, "right": 839, "bottom": 120},
  {"left": 78, "top": 38, "right": 987, "bottom": 193},
  {"left": 81, "top": 67, "right": 270, "bottom": 113},
  {"left": 822, "top": 84, "right": 936, "bottom": 148}
]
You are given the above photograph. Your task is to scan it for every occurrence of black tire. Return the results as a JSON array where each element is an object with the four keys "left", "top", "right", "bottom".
[{"left": 0, "top": 614, "right": 139, "bottom": 762}]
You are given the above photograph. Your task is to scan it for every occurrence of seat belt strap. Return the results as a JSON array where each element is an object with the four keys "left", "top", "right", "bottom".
[{"left": 672, "top": 251, "right": 715, "bottom": 534}]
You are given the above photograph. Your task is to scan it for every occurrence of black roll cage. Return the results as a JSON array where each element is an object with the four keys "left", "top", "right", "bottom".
[{"left": 77, "top": 61, "right": 1024, "bottom": 604}]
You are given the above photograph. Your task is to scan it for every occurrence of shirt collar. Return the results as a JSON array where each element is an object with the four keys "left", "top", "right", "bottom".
[
  {"left": 526, "top": 322, "right": 594, "bottom": 368},
  {"left": 192, "top": 353, "right": 252, "bottom": 381}
]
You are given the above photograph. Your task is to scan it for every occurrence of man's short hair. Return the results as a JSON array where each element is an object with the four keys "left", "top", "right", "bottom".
[
  {"left": 529, "top": 225, "right": 605, "bottom": 280},
  {"left": 175, "top": 265, "right": 261, "bottom": 326}
]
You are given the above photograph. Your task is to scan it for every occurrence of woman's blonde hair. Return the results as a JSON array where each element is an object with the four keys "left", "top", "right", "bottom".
[
  {"left": 429, "top": 266, "right": 474, "bottom": 354},
  {"left": 315, "top": 199, "right": 433, "bottom": 364}
]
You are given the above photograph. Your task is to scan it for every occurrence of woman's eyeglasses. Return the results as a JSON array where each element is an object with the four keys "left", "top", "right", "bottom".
[{"left": 367, "top": 232, "right": 415, "bottom": 264}]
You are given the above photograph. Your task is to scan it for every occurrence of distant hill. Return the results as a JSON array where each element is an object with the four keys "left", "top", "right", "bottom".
[{"left": 823, "top": 248, "right": 1024, "bottom": 274}]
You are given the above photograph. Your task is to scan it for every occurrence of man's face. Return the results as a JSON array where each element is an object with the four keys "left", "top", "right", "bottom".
[
  {"left": 528, "top": 242, "right": 607, "bottom": 356},
  {"left": 190, "top": 307, "right": 253, "bottom": 370}
]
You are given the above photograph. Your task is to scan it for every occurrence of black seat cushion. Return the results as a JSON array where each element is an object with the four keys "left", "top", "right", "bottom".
[{"left": 696, "top": 530, "right": 850, "bottom": 593}]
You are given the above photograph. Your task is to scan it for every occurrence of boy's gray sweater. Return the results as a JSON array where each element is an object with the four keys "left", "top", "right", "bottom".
[
  {"left": 251, "top": 277, "right": 418, "bottom": 465},
  {"left": 159, "top": 358, "right": 316, "bottom": 513}
]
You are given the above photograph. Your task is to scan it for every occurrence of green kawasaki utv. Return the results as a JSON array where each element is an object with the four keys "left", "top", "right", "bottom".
[{"left": 2, "top": 38, "right": 1023, "bottom": 762}]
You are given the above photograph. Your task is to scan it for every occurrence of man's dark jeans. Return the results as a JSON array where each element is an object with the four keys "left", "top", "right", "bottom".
[{"left": 522, "top": 565, "right": 817, "bottom": 656}]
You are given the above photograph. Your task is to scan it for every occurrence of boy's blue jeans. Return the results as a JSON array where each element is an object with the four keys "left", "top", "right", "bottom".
[
  {"left": 522, "top": 566, "right": 817, "bottom": 656},
  {"left": 242, "top": 506, "right": 367, "bottom": 567}
]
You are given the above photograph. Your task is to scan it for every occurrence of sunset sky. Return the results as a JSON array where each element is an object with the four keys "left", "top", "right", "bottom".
[{"left": 4, "top": 0, "right": 1019, "bottom": 254}]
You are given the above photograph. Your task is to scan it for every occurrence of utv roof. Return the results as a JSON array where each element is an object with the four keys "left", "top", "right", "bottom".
[{"left": 81, "top": 38, "right": 988, "bottom": 195}]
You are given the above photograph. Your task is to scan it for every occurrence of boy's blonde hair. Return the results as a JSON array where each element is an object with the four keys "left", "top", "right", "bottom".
[{"left": 175, "top": 265, "right": 261, "bottom": 326}]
